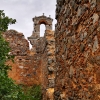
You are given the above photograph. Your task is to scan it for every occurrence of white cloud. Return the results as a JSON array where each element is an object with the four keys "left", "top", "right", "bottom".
[{"left": 0, "top": 0, "right": 56, "bottom": 40}]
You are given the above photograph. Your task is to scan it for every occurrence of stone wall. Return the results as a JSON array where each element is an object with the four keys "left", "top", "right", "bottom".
[
  {"left": 3, "top": 30, "right": 42, "bottom": 85},
  {"left": 54, "top": 0, "right": 100, "bottom": 99},
  {"left": 3, "top": 14, "right": 56, "bottom": 100},
  {"left": 42, "top": 30, "right": 55, "bottom": 100},
  {"left": 28, "top": 15, "right": 55, "bottom": 100}
]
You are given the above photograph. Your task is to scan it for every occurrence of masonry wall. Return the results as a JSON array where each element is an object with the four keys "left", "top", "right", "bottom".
[
  {"left": 3, "top": 29, "right": 56, "bottom": 100},
  {"left": 28, "top": 15, "right": 55, "bottom": 100},
  {"left": 28, "top": 30, "right": 55, "bottom": 100},
  {"left": 3, "top": 30, "right": 42, "bottom": 85},
  {"left": 54, "top": 0, "right": 100, "bottom": 99},
  {"left": 42, "top": 30, "right": 55, "bottom": 100}
]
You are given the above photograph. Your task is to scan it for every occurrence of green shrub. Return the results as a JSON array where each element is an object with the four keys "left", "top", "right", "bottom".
[{"left": 21, "top": 85, "right": 42, "bottom": 100}]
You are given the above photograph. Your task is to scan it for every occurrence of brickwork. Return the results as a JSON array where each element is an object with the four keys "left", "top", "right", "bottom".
[{"left": 54, "top": 0, "right": 100, "bottom": 99}]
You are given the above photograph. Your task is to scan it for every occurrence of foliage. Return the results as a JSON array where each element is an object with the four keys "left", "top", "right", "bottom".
[
  {"left": 0, "top": 10, "right": 42, "bottom": 100},
  {"left": 0, "top": 10, "right": 16, "bottom": 32},
  {"left": 21, "top": 85, "right": 42, "bottom": 100}
]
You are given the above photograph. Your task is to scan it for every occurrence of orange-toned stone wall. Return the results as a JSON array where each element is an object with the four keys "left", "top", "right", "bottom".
[
  {"left": 54, "top": 0, "right": 100, "bottom": 99},
  {"left": 3, "top": 29, "right": 55, "bottom": 100},
  {"left": 3, "top": 15, "right": 56, "bottom": 99},
  {"left": 3, "top": 30, "right": 42, "bottom": 85}
]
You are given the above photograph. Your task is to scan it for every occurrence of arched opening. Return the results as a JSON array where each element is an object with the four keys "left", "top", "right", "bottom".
[{"left": 40, "top": 24, "right": 45, "bottom": 37}]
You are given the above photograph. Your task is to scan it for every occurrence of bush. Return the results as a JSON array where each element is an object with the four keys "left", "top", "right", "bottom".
[{"left": 21, "top": 85, "right": 42, "bottom": 100}]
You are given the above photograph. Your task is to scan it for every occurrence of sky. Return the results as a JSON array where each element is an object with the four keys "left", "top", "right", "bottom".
[{"left": 0, "top": 0, "right": 56, "bottom": 39}]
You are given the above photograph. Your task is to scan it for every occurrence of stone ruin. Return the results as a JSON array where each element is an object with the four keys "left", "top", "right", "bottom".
[
  {"left": 2, "top": 0, "right": 100, "bottom": 100},
  {"left": 3, "top": 14, "right": 55, "bottom": 100},
  {"left": 54, "top": 0, "right": 100, "bottom": 100}
]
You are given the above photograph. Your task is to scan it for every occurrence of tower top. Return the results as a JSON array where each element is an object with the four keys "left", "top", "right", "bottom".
[
  {"left": 28, "top": 14, "right": 53, "bottom": 40},
  {"left": 33, "top": 14, "right": 53, "bottom": 25}
]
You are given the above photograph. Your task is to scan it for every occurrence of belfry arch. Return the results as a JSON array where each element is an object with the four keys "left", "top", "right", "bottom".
[
  {"left": 30, "top": 14, "right": 53, "bottom": 38},
  {"left": 28, "top": 14, "right": 53, "bottom": 50}
]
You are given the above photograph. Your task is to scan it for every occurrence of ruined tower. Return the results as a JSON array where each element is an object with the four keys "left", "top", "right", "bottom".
[
  {"left": 28, "top": 14, "right": 53, "bottom": 53},
  {"left": 28, "top": 14, "right": 55, "bottom": 100}
]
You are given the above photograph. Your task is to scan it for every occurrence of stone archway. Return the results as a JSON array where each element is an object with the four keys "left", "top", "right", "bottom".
[
  {"left": 28, "top": 14, "right": 53, "bottom": 47},
  {"left": 31, "top": 14, "right": 53, "bottom": 38}
]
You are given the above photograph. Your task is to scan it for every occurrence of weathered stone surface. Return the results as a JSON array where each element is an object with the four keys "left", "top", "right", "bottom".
[
  {"left": 3, "top": 30, "right": 29, "bottom": 56},
  {"left": 55, "top": 0, "right": 100, "bottom": 100},
  {"left": 3, "top": 30, "right": 42, "bottom": 85},
  {"left": 2, "top": 1, "right": 100, "bottom": 99}
]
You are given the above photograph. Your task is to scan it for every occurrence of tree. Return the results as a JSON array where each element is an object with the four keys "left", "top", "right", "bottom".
[{"left": 0, "top": 10, "right": 42, "bottom": 100}]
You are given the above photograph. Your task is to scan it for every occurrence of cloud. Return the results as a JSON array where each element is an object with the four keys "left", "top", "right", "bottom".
[{"left": 0, "top": 0, "right": 56, "bottom": 40}]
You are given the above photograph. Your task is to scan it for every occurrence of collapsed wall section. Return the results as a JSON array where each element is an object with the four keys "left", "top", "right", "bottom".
[
  {"left": 55, "top": 0, "right": 100, "bottom": 99},
  {"left": 3, "top": 30, "right": 29, "bottom": 56},
  {"left": 3, "top": 30, "right": 42, "bottom": 85}
]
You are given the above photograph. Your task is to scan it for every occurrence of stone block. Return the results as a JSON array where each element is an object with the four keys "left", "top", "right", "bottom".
[{"left": 49, "top": 79, "right": 55, "bottom": 88}]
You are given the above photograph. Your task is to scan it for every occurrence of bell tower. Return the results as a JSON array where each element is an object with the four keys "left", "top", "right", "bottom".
[{"left": 28, "top": 14, "right": 53, "bottom": 52}]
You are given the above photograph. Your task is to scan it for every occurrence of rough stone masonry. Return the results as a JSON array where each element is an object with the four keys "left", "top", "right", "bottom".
[
  {"left": 2, "top": 0, "right": 100, "bottom": 99},
  {"left": 3, "top": 30, "right": 41, "bottom": 85},
  {"left": 3, "top": 14, "right": 55, "bottom": 100},
  {"left": 28, "top": 15, "right": 56, "bottom": 100},
  {"left": 54, "top": 0, "right": 100, "bottom": 100}
]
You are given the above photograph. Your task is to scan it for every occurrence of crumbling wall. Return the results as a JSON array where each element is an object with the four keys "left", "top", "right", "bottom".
[
  {"left": 3, "top": 30, "right": 41, "bottom": 85},
  {"left": 54, "top": 0, "right": 100, "bottom": 99},
  {"left": 28, "top": 15, "right": 56, "bottom": 100},
  {"left": 28, "top": 29, "right": 55, "bottom": 100},
  {"left": 3, "top": 30, "right": 29, "bottom": 56}
]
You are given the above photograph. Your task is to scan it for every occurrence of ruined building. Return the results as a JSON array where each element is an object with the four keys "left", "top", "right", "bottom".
[
  {"left": 3, "top": 14, "right": 55, "bottom": 100},
  {"left": 2, "top": 0, "right": 100, "bottom": 100}
]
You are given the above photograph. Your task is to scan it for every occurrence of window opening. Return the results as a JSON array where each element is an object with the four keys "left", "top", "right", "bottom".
[{"left": 40, "top": 24, "right": 45, "bottom": 37}]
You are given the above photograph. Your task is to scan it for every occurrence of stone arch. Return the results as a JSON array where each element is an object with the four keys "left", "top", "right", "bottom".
[
  {"left": 39, "top": 20, "right": 48, "bottom": 25},
  {"left": 28, "top": 14, "right": 53, "bottom": 48},
  {"left": 31, "top": 14, "right": 53, "bottom": 38}
]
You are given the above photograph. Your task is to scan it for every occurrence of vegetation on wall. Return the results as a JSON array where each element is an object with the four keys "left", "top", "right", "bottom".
[{"left": 0, "top": 10, "right": 42, "bottom": 100}]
